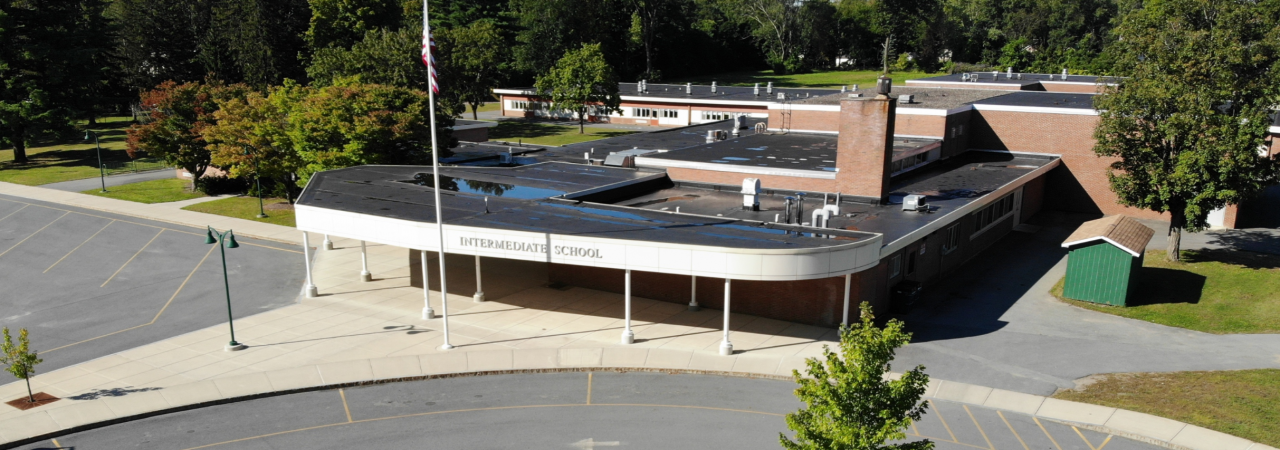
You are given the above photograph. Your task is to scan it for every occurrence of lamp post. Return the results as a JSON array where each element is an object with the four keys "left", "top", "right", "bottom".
[
  {"left": 205, "top": 226, "right": 246, "bottom": 351},
  {"left": 84, "top": 131, "right": 106, "bottom": 193},
  {"left": 243, "top": 148, "right": 267, "bottom": 218}
]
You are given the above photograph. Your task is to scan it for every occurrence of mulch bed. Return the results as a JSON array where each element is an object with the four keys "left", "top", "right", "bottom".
[{"left": 6, "top": 392, "right": 60, "bottom": 410}]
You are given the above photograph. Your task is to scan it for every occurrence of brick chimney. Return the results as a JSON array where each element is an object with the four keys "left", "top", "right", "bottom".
[{"left": 835, "top": 94, "right": 897, "bottom": 204}]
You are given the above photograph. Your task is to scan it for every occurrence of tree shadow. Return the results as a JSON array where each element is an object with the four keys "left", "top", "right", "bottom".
[
  {"left": 1126, "top": 267, "right": 1206, "bottom": 306},
  {"left": 68, "top": 386, "right": 163, "bottom": 401},
  {"left": 1200, "top": 230, "right": 1280, "bottom": 257},
  {"left": 490, "top": 121, "right": 573, "bottom": 140},
  {"left": 1182, "top": 248, "right": 1280, "bottom": 270}
]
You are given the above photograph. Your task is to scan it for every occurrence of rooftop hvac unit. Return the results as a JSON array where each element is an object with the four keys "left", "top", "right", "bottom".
[
  {"left": 741, "top": 178, "right": 761, "bottom": 211},
  {"left": 777, "top": 92, "right": 786, "bottom": 100},
  {"left": 603, "top": 154, "right": 635, "bottom": 168},
  {"left": 902, "top": 194, "right": 928, "bottom": 212},
  {"left": 499, "top": 151, "right": 513, "bottom": 164},
  {"left": 900, "top": 94, "right": 914, "bottom": 104}
]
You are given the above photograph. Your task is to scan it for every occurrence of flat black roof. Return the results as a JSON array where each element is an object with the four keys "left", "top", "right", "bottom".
[
  {"left": 297, "top": 163, "right": 877, "bottom": 250},
  {"left": 499, "top": 83, "right": 841, "bottom": 104},
  {"left": 797, "top": 87, "right": 1008, "bottom": 110},
  {"left": 911, "top": 73, "right": 1111, "bottom": 85},
  {"left": 635, "top": 132, "right": 939, "bottom": 172},
  {"left": 971, "top": 92, "right": 1098, "bottom": 109},
  {"left": 614, "top": 150, "right": 1056, "bottom": 244}
]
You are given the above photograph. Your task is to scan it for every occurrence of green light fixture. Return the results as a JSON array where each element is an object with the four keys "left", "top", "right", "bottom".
[
  {"left": 224, "top": 232, "right": 239, "bottom": 249},
  {"left": 205, "top": 230, "right": 217, "bottom": 245},
  {"left": 206, "top": 226, "right": 246, "bottom": 351}
]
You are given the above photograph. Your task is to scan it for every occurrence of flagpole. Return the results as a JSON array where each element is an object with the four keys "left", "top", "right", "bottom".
[{"left": 423, "top": 1, "right": 453, "bottom": 350}]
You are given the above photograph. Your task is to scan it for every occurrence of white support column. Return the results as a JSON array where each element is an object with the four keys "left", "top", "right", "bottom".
[
  {"left": 688, "top": 275, "right": 700, "bottom": 311},
  {"left": 421, "top": 251, "right": 435, "bottom": 319},
  {"left": 842, "top": 273, "right": 852, "bottom": 326},
  {"left": 473, "top": 255, "right": 485, "bottom": 302},
  {"left": 301, "top": 232, "right": 318, "bottom": 298},
  {"left": 359, "top": 241, "right": 372, "bottom": 282},
  {"left": 719, "top": 278, "right": 733, "bottom": 356},
  {"left": 322, "top": 234, "right": 334, "bottom": 250},
  {"left": 621, "top": 269, "right": 634, "bottom": 344}
]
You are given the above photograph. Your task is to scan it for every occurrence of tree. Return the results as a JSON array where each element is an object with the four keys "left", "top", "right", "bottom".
[
  {"left": 510, "top": 0, "right": 632, "bottom": 77},
  {"left": 0, "top": 0, "right": 113, "bottom": 164},
  {"left": 1093, "top": 0, "right": 1280, "bottom": 262},
  {"left": 280, "top": 80, "right": 450, "bottom": 184},
  {"left": 534, "top": 44, "right": 622, "bottom": 134},
  {"left": 0, "top": 327, "right": 42, "bottom": 404},
  {"left": 126, "top": 80, "right": 253, "bottom": 191},
  {"left": 718, "top": 0, "right": 804, "bottom": 73},
  {"left": 304, "top": 0, "right": 404, "bottom": 52},
  {"left": 781, "top": 302, "right": 932, "bottom": 450},
  {"left": 203, "top": 88, "right": 304, "bottom": 202},
  {"left": 626, "top": 0, "right": 677, "bottom": 80},
  {"left": 443, "top": 20, "right": 508, "bottom": 119}
]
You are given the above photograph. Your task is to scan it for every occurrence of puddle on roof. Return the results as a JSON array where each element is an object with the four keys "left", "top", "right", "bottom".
[
  {"left": 543, "top": 203, "right": 674, "bottom": 224},
  {"left": 401, "top": 174, "right": 565, "bottom": 199},
  {"left": 746, "top": 146, "right": 768, "bottom": 151},
  {"left": 721, "top": 157, "right": 751, "bottom": 161}
]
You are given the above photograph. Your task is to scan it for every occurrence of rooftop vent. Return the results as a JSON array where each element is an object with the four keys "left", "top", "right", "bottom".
[
  {"left": 685, "top": 82, "right": 691, "bottom": 94},
  {"left": 711, "top": 81, "right": 717, "bottom": 93},
  {"left": 903, "top": 194, "right": 928, "bottom": 212},
  {"left": 767, "top": 82, "right": 773, "bottom": 94},
  {"left": 753, "top": 83, "right": 760, "bottom": 96},
  {"left": 901, "top": 94, "right": 914, "bottom": 104}
]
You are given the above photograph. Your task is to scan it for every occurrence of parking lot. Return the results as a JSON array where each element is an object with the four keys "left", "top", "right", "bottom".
[
  {"left": 14, "top": 372, "right": 1158, "bottom": 450},
  {"left": 0, "top": 194, "right": 304, "bottom": 374}
]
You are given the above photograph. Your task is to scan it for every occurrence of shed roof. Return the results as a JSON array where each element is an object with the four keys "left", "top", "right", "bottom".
[{"left": 1061, "top": 215, "right": 1154, "bottom": 257}]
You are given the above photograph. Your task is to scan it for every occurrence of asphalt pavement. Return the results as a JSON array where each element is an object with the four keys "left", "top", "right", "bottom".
[
  {"left": 11, "top": 371, "right": 1160, "bottom": 450},
  {"left": 0, "top": 193, "right": 305, "bottom": 374}
]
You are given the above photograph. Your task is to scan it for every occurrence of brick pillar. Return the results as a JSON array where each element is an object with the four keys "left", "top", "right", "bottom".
[{"left": 836, "top": 96, "right": 897, "bottom": 204}]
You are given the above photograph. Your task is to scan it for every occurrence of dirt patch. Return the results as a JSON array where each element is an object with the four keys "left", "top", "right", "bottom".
[{"left": 264, "top": 201, "right": 294, "bottom": 211}]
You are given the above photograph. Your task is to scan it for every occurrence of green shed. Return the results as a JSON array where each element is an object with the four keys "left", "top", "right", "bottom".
[{"left": 1060, "top": 215, "right": 1154, "bottom": 306}]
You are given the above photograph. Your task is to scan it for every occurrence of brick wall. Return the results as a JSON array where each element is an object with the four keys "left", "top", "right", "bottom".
[
  {"left": 663, "top": 167, "right": 836, "bottom": 193},
  {"left": 968, "top": 110, "right": 1168, "bottom": 219},
  {"left": 547, "top": 264, "right": 863, "bottom": 327},
  {"left": 770, "top": 108, "right": 840, "bottom": 132},
  {"left": 1040, "top": 83, "right": 1106, "bottom": 94},
  {"left": 895, "top": 114, "right": 945, "bottom": 138}
]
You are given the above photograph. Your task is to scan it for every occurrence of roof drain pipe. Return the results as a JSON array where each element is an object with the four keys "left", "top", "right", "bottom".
[
  {"left": 783, "top": 197, "right": 795, "bottom": 225},
  {"left": 484, "top": 196, "right": 489, "bottom": 214},
  {"left": 794, "top": 193, "right": 805, "bottom": 225}
]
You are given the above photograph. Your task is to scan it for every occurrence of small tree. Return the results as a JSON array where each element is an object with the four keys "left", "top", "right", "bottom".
[
  {"left": 534, "top": 43, "right": 622, "bottom": 134},
  {"left": 781, "top": 303, "right": 932, "bottom": 450},
  {"left": 446, "top": 19, "right": 508, "bottom": 120},
  {"left": 1, "top": 328, "right": 43, "bottom": 404},
  {"left": 1094, "top": 0, "right": 1280, "bottom": 262}
]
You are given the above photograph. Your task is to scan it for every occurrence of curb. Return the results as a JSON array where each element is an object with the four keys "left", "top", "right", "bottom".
[{"left": 1, "top": 352, "right": 1274, "bottom": 450}]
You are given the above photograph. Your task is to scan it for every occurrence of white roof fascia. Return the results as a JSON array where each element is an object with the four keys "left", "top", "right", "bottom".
[
  {"left": 972, "top": 103, "right": 1099, "bottom": 116},
  {"left": 1061, "top": 236, "right": 1142, "bottom": 257},
  {"left": 634, "top": 157, "right": 837, "bottom": 179}
]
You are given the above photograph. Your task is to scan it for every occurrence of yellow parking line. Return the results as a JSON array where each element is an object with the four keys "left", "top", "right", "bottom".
[
  {"left": 0, "top": 211, "right": 69, "bottom": 258},
  {"left": 45, "top": 244, "right": 217, "bottom": 353},
  {"left": 1072, "top": 426, "right": 1112, "bottom": 450},
  {"left": 51, "top": 438, "right": 62, "bottom": 448},
  {"left": 1034, "top": 417, "right": 1064, "bottom": 450},
  {"left": 930, "top": 400, "right": 958, "bottom": 442},
  {"left": 102, "top": 229, "right": 163, "bottom": 287},
  {"left": 964, "top": 404, "right": 996, "bottom": 449},
  {"left": 340, "top": 389, "right": 353, "bottom": 423},
  {"left": 997, "top": 411, "right": 1030, "bottom": 450},
  {"left": 0, "top": 198, "right": 300, "bottom": 253},
  {"left": 1096, "top": 435, "right": 1112, "bottom": 450},
  {"left": 45, "top": 219, "right": 115, "bottom": 273},
  {"left": 0, "top": 204, "right": 28, "bottom": 222}
]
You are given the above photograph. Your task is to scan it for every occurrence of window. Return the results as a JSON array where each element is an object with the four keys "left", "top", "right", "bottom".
[
  {"left": 701, "top": 111, "right": 731, "bottom": 121},
  {"left": 660, "top": 109, "right": 679, "bottom": 118},
  {"left": 888, "top": 254, "right": 902, "bottom": 278},
  {"left": 905, "top": 249, "right": 917, "bottom": 276},
  {"left": 971, "top": 193, "right": 1017, "bottom": 236},
  {"left": 891, "top": 152, "right": 930, "bottom": 174},
  {"left": 511, "top": 100, "right": 530, "bottom": 110},
  {"left": 633, "top": 107, "right": 661, "bottom": 118},
  {"left": 591, "top": 105, "right": 616, "bottom": 116},
  {"left": 942, "top": 225, "right": 960, "bottom": 254}
]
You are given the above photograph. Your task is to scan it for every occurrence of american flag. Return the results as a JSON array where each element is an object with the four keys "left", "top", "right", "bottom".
[{"left": 421, "top": 22, "right": 439, "bottom": 93}]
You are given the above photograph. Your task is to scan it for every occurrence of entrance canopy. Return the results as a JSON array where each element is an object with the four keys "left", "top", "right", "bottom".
[{"left": 295, "top": 163, "right": 882, "bottom": 281}]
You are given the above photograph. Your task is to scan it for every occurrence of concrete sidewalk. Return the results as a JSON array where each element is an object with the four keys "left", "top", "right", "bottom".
[{"left": 0, "top": 181, "right": 1273, "bottom": 450}]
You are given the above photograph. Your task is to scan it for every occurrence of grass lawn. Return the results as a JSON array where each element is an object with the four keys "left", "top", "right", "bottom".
[
  {"left": 1054, "top": 369, "right": 1280, "bottom": 446},
  {"left": 81, "top": 178, "right": 206, "bottom": 204},
  {"left": 1051, "top": 250, "right": 1280, "bottom": 334},
  {"left": 183, "top": 196, "right": 296, "bottom": 227},
  {"left": 488, "top": 121, "right": 637, "bottom": 146},
  {"left": 0, "top": 116, "right": 145, "bottom": 186},
  {"left": 670, "top": 69, "right": 937, "bottom": 88},
  {"left": 463, "top": 102, "right": 502, "bottom": 116}
]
